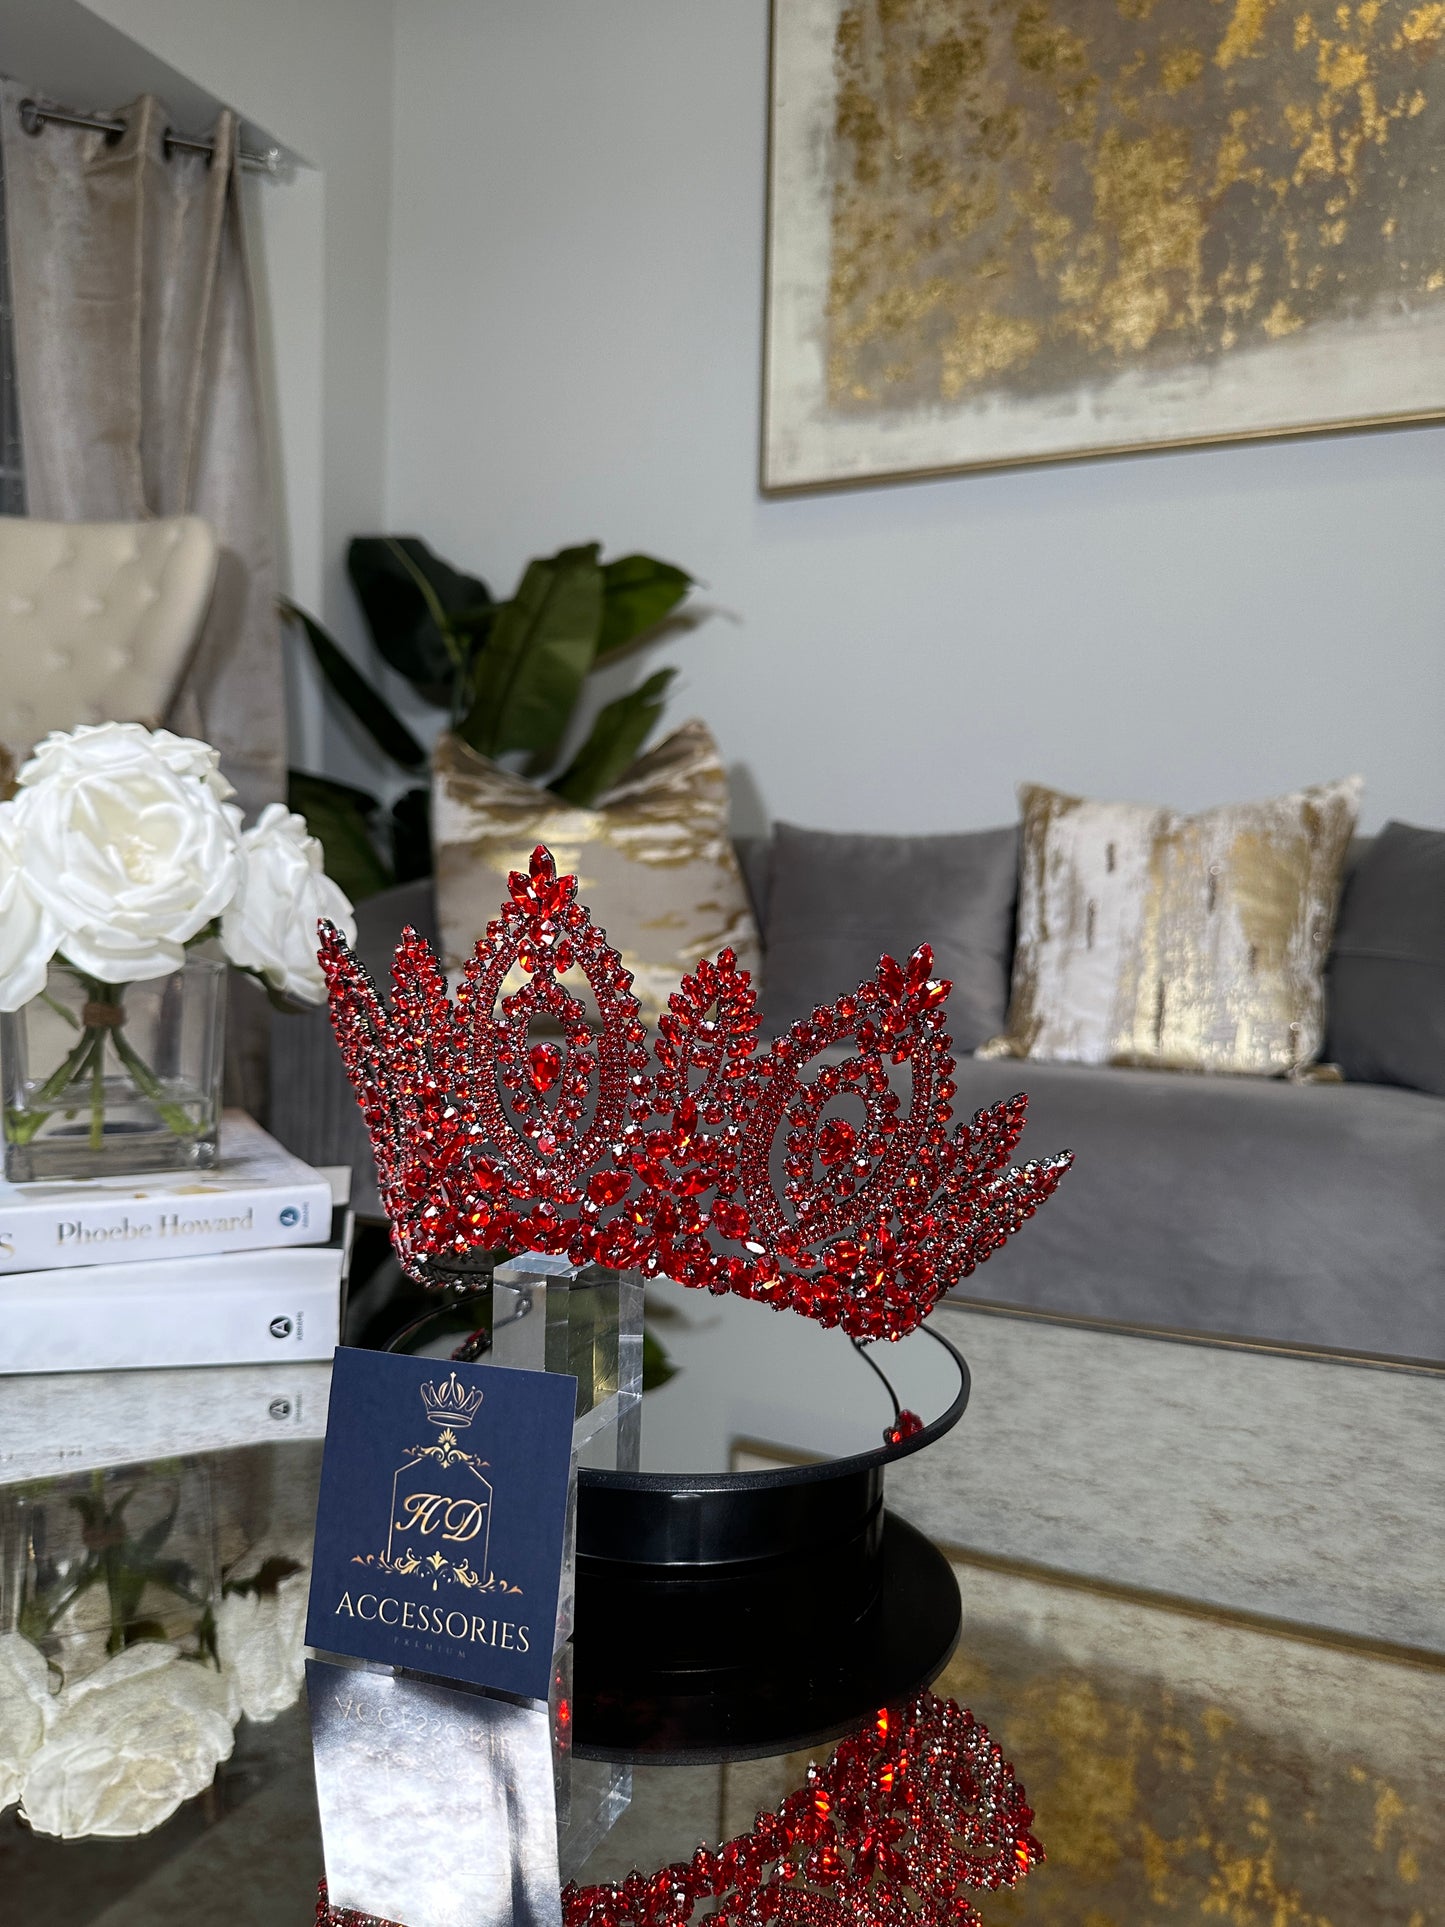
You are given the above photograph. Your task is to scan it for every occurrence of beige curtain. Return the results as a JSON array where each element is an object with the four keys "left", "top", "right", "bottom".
[{"left": 0, "top": 85, "right": 285, "bottom": 818}]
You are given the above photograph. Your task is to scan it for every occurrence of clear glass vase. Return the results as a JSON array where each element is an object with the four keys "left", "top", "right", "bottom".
[
  {"left": 2, "top": 1458, "right": 220, "bottom": 1689},
  {"left": 1, "top": 955, "right": 225, "bottom": 1181}
]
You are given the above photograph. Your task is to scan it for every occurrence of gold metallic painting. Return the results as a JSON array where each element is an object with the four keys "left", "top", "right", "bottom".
[{"left": 764, "top": 0, "right": 1445, "bottom": 487}]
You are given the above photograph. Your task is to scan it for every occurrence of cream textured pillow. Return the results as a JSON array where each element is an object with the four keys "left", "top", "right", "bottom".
[
  {"left": 985, "top": 777, "right": 1363, "bottom": 1075},
  {"left": 432, "top": 719, "right": 761, "bottom": 1022}
]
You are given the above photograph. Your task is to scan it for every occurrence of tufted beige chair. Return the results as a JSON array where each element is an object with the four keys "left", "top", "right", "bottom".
[{"left": 0, "top": 514, "right": 218, "bottom": 787}]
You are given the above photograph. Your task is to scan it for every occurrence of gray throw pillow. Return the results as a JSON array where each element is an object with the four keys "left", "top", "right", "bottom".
[
  {"left": 1326, "top": 820, "right": 1445, "bottom": 1096},
  {"left": 762, "top": 823, "right": 1018, "bottom": 1047}
]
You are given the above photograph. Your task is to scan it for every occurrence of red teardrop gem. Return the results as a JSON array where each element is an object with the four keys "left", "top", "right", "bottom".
[
  {"left": 529, "top": 1043, "right": 563, "bottom": 1093},
  {"left": 877, "top": 954, "right": 905, "bottom": 1000}
]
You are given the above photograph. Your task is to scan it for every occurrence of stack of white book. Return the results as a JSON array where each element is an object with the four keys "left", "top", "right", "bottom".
[{"left": 0, "top": 1112, "right": 352, "bottom": 1374}]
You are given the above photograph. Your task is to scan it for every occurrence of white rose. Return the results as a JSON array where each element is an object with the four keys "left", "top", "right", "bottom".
[
  {"left": 215, "top": 1564, "right": 310, "bottom": 1722},
  {"left": 0, "top": 807, "right": 60, "bottom": 1012},
  {"left": 0, "top": 1633, "right": 52, "bottom": 1811},
  {"left": 221, "top": 804, "right": 355, "bottom": 1004},
  {"left": 20, "top": 724, "right": 234, "bottom": 803},
  {"left": 20, "top": 1642, "right": 236, "bottom": 1839},
  {"left": 12, "top": 723, "right": 243, "bottom": 985}
]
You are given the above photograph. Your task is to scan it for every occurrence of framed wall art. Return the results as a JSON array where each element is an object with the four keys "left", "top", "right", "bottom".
[{"left": 763, "top": 0, "right": 1445, "bottom": 490}]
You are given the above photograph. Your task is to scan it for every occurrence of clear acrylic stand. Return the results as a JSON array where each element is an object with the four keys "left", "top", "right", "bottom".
[{"left": 490, "top": 1256, "right": 642, "bottom": 1878}]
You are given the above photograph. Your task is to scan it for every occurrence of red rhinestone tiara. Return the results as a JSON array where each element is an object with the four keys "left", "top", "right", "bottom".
[
  {"left": 319, "top": 846, "right": 1071, "bottom": 1342},
  {"left": 317, "top": 1690, "right": 1043, "bottom": 1927}
]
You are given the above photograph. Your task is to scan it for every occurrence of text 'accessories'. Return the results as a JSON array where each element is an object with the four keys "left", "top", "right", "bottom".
[{"left": 320, "top": 847, "right": 1070, "bottom": 1342}]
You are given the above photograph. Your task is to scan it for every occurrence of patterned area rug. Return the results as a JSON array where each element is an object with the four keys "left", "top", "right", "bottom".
[{"left": 719, "top": 1551, "right": 1445, "bottom": 1926}]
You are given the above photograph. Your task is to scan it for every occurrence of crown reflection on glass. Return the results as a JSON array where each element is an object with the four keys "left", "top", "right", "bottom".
[
  {"left": 419, "top": 1371, "right": 485, "bottom": 1429},
  {"left": 319, "top": 847, "right": 1071, "bottom": 1343}
]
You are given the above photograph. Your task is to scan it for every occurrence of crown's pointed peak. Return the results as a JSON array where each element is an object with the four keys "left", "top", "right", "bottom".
[
  {"left": 317, "top": 919, "right": 360, "bottom": 970},
  {"left": 507, "top": 843, "right": 575, "bottom": 919}
]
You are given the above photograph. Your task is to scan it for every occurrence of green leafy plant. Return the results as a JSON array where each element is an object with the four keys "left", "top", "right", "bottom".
[{"left": 282, "top": 538, "right": 695, "bottom": 902}]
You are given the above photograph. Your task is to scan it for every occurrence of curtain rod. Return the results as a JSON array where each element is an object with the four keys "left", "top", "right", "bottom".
[{"left": 18, "top": 99, "right": 281, "bottom": 175}]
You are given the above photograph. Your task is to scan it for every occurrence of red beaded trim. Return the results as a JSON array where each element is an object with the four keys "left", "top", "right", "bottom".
[
  {"left": 315, "top": 1690, "right": 1041, "bottom": 1927},
  {"left": 320, "top": 846, "right": 1070, "bottom": 1342}
]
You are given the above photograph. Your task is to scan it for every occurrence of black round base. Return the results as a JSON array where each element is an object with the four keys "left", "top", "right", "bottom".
[{"left": 571, "top": 1510, "right": 961, "bottom": 1763}]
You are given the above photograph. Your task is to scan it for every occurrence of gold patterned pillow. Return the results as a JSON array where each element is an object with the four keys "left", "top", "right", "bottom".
[
  {"left": 984, "top": 777, "right": 1363, "bottom": 1075},
  {"left": 431, "top": 719, "right": 761, "bottom": 1022}
]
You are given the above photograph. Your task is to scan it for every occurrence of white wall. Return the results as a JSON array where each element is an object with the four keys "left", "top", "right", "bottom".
[{"left": 384, "top": 0, "right": 1445, "bottom": 836}]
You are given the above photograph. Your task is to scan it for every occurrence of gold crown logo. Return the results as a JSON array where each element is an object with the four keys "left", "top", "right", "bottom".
[{"left": 419, "top": 1370, "right": 484, "bottom": 1430}]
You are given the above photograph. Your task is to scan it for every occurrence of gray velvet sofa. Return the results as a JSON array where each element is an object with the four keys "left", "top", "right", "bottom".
[{"left": 272, "top": 843, "right": 1445, "bottom": 1367}]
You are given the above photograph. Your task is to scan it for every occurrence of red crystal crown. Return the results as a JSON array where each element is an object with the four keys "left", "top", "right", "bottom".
[{"left": 320, "top": 846, "right": 1071, "bottom": 1342}]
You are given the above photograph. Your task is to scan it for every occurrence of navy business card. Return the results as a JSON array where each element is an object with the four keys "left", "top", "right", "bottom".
[{"left": 305, "top": 1347, "right": 577, "bottom": 1702}]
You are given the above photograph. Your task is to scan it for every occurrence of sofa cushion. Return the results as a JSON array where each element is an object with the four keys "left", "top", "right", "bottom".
[
  {"left": 1326, "top": 821, "right": 1445, "bottom": 1098},
  {"left": 762, "top": 822, "right": 1017, "bottom": 1044},
  {"left": 988, "top": 777, "right": 1362, "bottom": 1075},
  {"left": 733, "top": 834, "right": 773, "bottom": 939},
  {"left": 946, "top": 1054, "right": 1445, "bottom": 1361},
  {"left": 431, "top": 720, "right": 761, "bottom": 1023}
]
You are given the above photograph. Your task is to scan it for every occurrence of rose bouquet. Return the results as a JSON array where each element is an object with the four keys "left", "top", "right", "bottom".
[{"left": 0, "top": 723, "right": 354, "bottom": 1176}]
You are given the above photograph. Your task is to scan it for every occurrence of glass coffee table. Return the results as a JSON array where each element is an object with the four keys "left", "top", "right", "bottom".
[
  {"left": 6, "top": 1289, "right": 1443, "bottom": 1926},
  {"left": 0, "top": 1295, "right": 973, "bottom": 1927}
]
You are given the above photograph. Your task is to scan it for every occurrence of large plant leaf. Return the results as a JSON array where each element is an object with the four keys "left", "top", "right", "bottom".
[
  {"left": 550, "top": 668, "right": 675, "bottom": 808},
  {"left": 642, "top": 1322, "right": 678, "bottom": 1392},
  {"left": 390, "top": 785, "right": 433, "bottom": 884},
  {"left": 457, "top": 544, "right": 604, "bottom": 764},
  {"left": 287, "top": 770, "right": 393, "bottom": 903},
  {"left": 280, "top": 599, "right": 426, "bottom": 774},
  {"left": 597, "top": 554, "right": 693, "bottom": 659},
  {"left": 348, "top": 536, "right": 492, "bottom": 706}
]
